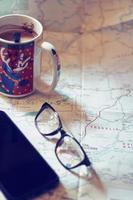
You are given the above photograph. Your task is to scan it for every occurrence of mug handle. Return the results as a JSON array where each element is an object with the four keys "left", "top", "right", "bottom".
[{"left": 40, "top": 41, "right": 61, "bottom": 93}]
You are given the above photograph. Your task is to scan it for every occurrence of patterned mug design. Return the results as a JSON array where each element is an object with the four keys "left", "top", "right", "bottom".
[{"left": 0, "top": 42, "right": 34, "bottom": 95}]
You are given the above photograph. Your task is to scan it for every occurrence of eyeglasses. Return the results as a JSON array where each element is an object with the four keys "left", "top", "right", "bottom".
[{"left": 35, "top": 102, "right": 92, "bottom": 171}]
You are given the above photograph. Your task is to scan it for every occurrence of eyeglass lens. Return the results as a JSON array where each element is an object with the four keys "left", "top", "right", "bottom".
[
  {"left": 36, "top": 106, "right": 59, "bottom": 134},
  {"left": 56, "top": 135, "right": 85, "bottom": 168}
]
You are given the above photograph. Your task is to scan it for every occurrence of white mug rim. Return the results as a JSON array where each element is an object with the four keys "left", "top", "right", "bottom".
[{"left": 0, "top": 14, "right": 43, "bottom": 44}]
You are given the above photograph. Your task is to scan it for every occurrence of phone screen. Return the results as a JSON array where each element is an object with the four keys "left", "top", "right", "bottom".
[{"left": 0, "top": 111, "right": 59, "bottom": 200}]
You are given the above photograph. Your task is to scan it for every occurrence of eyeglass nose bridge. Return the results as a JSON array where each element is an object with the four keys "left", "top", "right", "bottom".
[
  {"left": 60, "top": 129, "right": 67, "bottom": 136},
  {"left": 55, "top": 129, "right": 68, "bottom": 145},
  {"left": 55, "top": 129, "right": 70, "bottom": 148}
]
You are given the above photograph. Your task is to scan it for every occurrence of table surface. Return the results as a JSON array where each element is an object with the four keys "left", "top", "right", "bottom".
[{"left": 0, "top": 8, "right": 133, "bottom": 200}]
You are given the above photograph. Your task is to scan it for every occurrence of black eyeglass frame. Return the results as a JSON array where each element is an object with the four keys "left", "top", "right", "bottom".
[{"left": 35, "top": 102, "right": 91, "bottom": 170}]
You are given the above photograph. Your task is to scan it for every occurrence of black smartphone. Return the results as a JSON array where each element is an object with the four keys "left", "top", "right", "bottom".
[{"left": 0, "top": 111, "right": 59, "bottom": 200}]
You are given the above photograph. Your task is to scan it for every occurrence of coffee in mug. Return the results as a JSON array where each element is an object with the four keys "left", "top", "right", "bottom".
[
  {"left": 0, "top": 30, "right": 37, "bottom": 42},
  {"left": 0, "top": 14, "right": 61, "bottom": 97}
]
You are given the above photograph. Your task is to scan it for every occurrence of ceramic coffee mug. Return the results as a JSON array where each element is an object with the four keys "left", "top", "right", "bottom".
[{"left": 0, "top": 14, "right": 61, "bottom": 97}]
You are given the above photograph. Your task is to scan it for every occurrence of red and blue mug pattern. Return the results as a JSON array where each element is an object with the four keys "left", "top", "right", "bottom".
[{"left": 0, "top": 41, "right": 34, "bottom": 96}]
